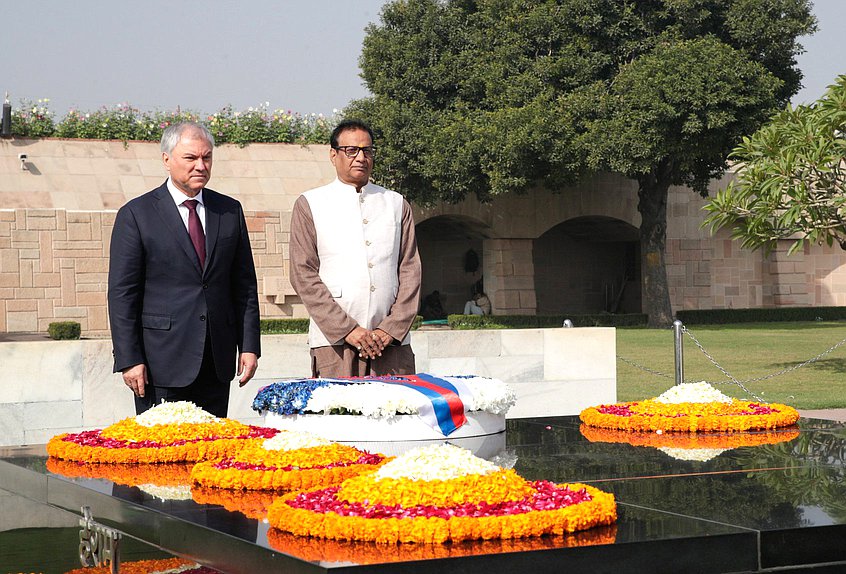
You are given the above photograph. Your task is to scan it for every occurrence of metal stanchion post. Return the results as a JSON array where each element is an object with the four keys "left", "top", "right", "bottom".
[
  {"left": 1, "top": 94, "right": 11, "bottom": 139},
  {"left": 673, "top": 320, "right": 684, "bottom": 385}
]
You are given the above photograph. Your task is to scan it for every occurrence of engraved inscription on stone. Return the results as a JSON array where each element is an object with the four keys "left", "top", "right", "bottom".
[{"left": 79, "top": 505, "right": 121, "bottom": 573}]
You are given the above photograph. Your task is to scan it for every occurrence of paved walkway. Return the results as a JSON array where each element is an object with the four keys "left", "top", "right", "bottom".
[{"left": 798, "top": 409, "right": 846, "bottom": 422}]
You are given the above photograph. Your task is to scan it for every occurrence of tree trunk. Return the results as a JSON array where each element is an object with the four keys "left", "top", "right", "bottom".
[{"left": 638, "top": 165, "right": 674, "bottom": 328}]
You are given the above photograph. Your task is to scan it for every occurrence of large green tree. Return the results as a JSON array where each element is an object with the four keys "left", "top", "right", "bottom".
[
  {"left": 349, "top": 0, "right": 815, "bottom": 326},
  {"left": 703, "top": 75, "right": 846, "bottom": 255}
]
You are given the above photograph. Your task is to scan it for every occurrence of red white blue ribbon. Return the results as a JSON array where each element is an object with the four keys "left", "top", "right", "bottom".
[{"left": 356, "top": 374, "right": 470, "bottom": 436}]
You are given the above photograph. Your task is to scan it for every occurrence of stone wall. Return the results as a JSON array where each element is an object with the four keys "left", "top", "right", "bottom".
[
  {"left": 0, "top": 207, "right": 307, "bottom": 336},
  {"left": 484, "top": 239, "right": 537, "bottom": 315},
  {"left": 0, "top": 328, "right": 616, "bottom": 447},
  {"left": 0, "top": 137, "right": 337, "bottom": 334},
  {"left": 664, "top": 177, "right": 846, "bottom": 310},
  {"left": 4, "top": 137, "right": 846, "bottom": 336}
]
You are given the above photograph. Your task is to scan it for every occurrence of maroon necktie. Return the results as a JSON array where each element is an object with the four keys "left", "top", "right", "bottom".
[{"left": 183, "top": 199, "right": 206, "bottom": 267}]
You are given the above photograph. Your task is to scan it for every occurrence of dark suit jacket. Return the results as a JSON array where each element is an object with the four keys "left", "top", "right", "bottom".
[{"left": 108, "top": 182, "right": 260, "bottom": 387}]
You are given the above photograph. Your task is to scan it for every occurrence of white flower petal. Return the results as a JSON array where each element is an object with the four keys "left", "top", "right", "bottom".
[
  {"left": 262, "top": 430, "right": 332, "bottom": 451},
  {"left": 654, "top": 382, "right": 732, "bottom": 404},
  {"left": 657, "top": 447, "right": 728, "bottom": 462},
  {"left": 373, "top": 443, "right": 499, "bottom": 481},
  {"left": 134, "top": 401, "right": 219, "bottom": 427}
]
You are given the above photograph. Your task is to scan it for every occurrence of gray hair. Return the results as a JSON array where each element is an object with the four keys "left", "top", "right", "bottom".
[{"left": 160, "top": 122, "right": 216, "bottom": 155}]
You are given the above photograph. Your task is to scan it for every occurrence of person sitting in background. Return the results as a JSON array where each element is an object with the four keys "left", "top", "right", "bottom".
[
  {"left": 420, "top": 290, "right": 446, "bottom": 321},
  {"left": 464, "top": 289, "right": 491, "bottom": 316}
]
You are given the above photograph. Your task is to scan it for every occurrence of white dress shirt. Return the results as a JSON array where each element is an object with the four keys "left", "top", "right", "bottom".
[{"left": 167, "top": 178, "right": 206, "bottom": 232}]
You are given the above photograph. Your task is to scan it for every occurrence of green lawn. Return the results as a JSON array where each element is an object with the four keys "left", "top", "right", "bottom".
[{"left": 615, "top": 321, "right": 846, "bottom": 409}]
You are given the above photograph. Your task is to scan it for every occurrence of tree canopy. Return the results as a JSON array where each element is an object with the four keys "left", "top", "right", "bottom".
[
  {"left": 703, "top": 75, "right": 846, "bottom": 255},
  {"left": 349, "top": 0, "right": 815, "bottom": 326}
]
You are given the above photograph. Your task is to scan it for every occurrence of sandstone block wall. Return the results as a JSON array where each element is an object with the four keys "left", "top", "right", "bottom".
[
  {"left": 0, "top": 207, "right": 309, "bottom": 336},
  {"left": 4, "top": 137, "right": 846, "bottom": 336},
  {"left": 664, "top": 179, "right": 846, "bottom": 310}
]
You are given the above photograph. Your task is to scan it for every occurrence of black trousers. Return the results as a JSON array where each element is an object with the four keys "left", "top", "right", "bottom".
[{"left": 134, "top": 334, "right": 230, "bottom": 417}]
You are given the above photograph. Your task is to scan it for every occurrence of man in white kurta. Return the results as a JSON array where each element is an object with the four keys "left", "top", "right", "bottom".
[{"left": 289, "top": 120, "right": 422, "bottom": 377}]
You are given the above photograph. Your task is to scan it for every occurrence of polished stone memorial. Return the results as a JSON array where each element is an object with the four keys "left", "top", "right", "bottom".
[{"left": 1, "top": 415, "right": 845, "bottom": 573}]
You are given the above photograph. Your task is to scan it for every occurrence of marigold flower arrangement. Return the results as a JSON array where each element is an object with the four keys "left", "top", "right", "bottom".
[
  {"left": 191, "top": 430, "right": 389, "bottom": 491},
  {"left": 46, "top": 401, "right": 278, "bottom": 464},
  {"left": 580, "top": 382, "right": 800, "bottom": 432},
  {"left": 267, "top": 444, "right": 617, "bottom": 544},
  {"left": 266, "top": 525, "right": 618, "bottom": 564}
]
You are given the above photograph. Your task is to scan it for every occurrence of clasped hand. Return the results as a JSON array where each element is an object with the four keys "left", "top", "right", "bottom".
[{"left": 345, "top": 326, "right": 393, "bottom": 359}]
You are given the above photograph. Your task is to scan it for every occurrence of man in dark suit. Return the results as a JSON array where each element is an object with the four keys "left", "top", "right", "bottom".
[{"left": 108, "top": 122, "right": 260, "bottom": 417}]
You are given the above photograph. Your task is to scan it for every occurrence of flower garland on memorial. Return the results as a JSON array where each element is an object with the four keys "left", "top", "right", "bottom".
[
  {"left": 190, "top": 430, "right": 389, "bottom": 491},
  {"left": 46, "top": 402, "right": 278, "bottom": 464},
  {"left": 266, "top": 526, "right": 618, "bottom": 564},
  {"left": 266, "top": 444, "right": 616, "bottom": 544},
  {"left": 580, "top": 382, "right": 800, "bottom": 432},
  {"left": 252, "top": 375, "right": 517, "bottom": 419}
]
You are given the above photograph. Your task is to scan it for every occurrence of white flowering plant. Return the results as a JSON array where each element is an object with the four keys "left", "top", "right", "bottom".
[
  {"left": 10, "top": 98, "right": 55, "bottom": 137},
  {"left": 10, "top": 98, "right": 339, "bottom": 145}
]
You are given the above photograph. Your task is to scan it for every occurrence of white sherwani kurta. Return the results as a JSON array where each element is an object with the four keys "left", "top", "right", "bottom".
[{"left": 289, "top": 178, "right": 421, "bottom": 355}]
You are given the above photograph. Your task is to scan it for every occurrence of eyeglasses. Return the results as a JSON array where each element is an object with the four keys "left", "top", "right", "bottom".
[{"left": 333, "top": 145, "right": 376, "bottom": 159}]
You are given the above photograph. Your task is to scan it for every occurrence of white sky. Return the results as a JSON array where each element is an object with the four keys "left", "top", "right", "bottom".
[
  {"left": 3, "top": 0, "right": 844, "bottom": 117},
  {"left": 793, "top": 0, "right": 846, "bottom": 104}
]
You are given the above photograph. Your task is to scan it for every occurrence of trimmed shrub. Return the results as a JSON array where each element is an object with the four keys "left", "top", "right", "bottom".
[
  {"left": 47, "top": 321, "right": 81, "bottom": 340},
  {"left": 260, "top": 318, "right": 310, "bottom": 334},
  {"left": 676, "top": 306, "right": 846, "bottom": 325},
  {"left": 261, "top": 316, "right": 423, "bottom": 335},
  {"left": 447, "top": 313, "right": 648, "bottom": 329}
]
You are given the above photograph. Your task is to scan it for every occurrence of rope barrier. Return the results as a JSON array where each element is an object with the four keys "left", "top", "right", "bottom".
[{"left": 616, "top": 324, "right": 846, "bottom": 402}]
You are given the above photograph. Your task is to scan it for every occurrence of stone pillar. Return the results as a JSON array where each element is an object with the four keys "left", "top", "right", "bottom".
[
  {"left": 483, "top": 238, "right": 537, "bottom": 315},
  {"left": 763, "top": 240, "right": 812, "bottom": 307}
]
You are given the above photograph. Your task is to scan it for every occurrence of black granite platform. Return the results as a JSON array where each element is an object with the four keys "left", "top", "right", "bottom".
[{"left": 1, "top": 415, "right": 845, "bottom": 573}]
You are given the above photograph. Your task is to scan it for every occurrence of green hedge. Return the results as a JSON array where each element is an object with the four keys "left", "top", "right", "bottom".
[
  {"left": 260, "top": 318, "right": 310, "bottom": 334},
  {"left": 260, "top": 309, "right": 846, "bottom": 333},
  {"left": 676, "top": 306, "right": 846, "bottom": 325},
  {"left": 47, "top": 321, "right": 81, "bottom": 340},
  {"left": 447, "top": 313, "right": 648, "bottom": 329},
  {"left": 260, "top": 316, "right": 424, "bottom": 335}
]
